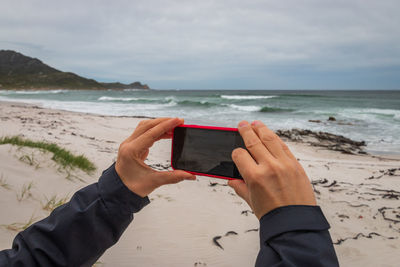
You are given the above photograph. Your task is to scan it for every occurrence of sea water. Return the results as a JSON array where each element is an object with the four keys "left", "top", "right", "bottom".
[{"left": 0, "top": 89, "right": 399, "bottom": 154}]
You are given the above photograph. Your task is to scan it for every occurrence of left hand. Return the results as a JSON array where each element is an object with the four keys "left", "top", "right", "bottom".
[{"left": 115, "top": 117, "right": 196, "bottom": 197}]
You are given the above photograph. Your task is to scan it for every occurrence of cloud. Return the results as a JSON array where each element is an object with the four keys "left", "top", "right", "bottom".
[{"left": 0, "top": 0, "right": 399, "bottom": 89}]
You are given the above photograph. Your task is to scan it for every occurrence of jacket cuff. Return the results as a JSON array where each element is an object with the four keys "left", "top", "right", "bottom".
[
  {"left": 98, "top": 163, "right": 150, "bottom": 215},
  {"left": 259, "top": 205, "right": 330, "bottom": 243}
]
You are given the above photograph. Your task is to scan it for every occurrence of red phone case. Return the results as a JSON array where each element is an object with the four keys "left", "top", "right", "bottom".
[{"left": 171, "top": 124, "right": 240, "bottom": 180}]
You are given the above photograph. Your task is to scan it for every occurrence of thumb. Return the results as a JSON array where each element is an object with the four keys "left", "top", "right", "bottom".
[
  {"left": 228, "top": 179, "right": 252, "bottom": 207},
  {"left": 153, "top": 170, "right": 196, "bottom": 186}
]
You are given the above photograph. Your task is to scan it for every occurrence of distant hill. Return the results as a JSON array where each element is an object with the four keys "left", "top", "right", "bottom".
[{"left": 0, "top": 50, "right": 149, "bottom": 90}]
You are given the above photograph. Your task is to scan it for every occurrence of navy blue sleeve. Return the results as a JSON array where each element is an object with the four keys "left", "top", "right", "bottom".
[
  {"left": 256, "top": 205, "right": 339, "bottom": 267},
  {"left": 0, "top": 163, "right": 150, "bottom": 267}
]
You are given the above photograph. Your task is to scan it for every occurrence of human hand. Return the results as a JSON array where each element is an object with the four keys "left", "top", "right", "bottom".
[
  {"left": 115, "top": 117, "right": 196, "bottom": 197},
  {"left": 228, "top": 120, "right": 316, "bottom": 219}
]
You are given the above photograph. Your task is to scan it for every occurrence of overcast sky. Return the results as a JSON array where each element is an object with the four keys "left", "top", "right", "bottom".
[{"left": 1, "top": 0, "right": 399, "bottom": 89}]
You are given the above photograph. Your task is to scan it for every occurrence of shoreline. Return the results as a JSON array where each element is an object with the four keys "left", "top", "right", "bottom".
[
  {"left": 0, "top": 99, "right": 156, "bottom": 118},
  {"left": 1, "top": 100, "right": 398, "bottom": 158},
  {"left": 0, "top": 88, "right": 151, "bottom": 91},
  {"left": 1, "top": 101, "right": 400, "bottom": 266}
]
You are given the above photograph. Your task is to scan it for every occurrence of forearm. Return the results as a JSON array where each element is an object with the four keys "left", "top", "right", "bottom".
[
  {"left": 0, "top": 163, "right": 149, "bottom": 267},
  {"left": 256, "top": 205, "right": 339, "bottom": 267}
]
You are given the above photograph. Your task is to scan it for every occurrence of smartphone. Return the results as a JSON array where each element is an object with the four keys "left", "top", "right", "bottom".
[{"left": 171, "top": 124, "right": 246, "bottom": 180}]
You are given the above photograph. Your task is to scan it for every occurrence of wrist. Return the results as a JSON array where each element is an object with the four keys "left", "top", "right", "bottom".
[
  {"left": 259, "top": 205, "right": 329, "bottom": 242},
  {"left": 115, "top": 161, "right": 149, "bottom": 198},
  {"left": 99, "top": 163, "right": 150, "bottom": 214}
]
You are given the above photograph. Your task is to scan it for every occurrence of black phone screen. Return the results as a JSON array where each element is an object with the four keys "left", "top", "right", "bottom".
[{"left": 172, "top": 126, "right": 245, "bottom": 179}]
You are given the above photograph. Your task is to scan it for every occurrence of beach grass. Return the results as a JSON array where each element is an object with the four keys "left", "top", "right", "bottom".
[
  {"left": 0, "top": 173, "right": 11, "bottom": 190},
  {"left": 42, "top": 194, "right": 69, "bottom": 212},
  {"left": 19, "top": 152, "right": 41, "bottom": 169},
  {"left": 0, "top": 136, "right": 96, "bottom": 173},
  {"left": 16, "top": 181, "right": 34, "bottom": 201},
  {"left": 2, "top": 214, "right": 36, "bottom": 232}
]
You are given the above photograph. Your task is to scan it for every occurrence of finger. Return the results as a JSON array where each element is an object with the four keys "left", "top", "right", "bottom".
[
  {"left": 153, "top": 170, "right": 196, "bottom": 186},
  {"left": 251, "top": 120, "right": 287, "bottom": 159},
  {"left": 228, "top": 179, "right": 251, "bottom": 207},
  {"left": 155, "top": 132, "right": 173, "bottom": 141},
  {"left": 231, "top": 148, "right": 257, "bottom": 181},
  {"left": 127, "top": 118, "right": 172, "bottom": 142},
  {"left": 135, "top": 118, "right": 183, "bottom": 150},
  {"left": 238, "top": 121, "right": 272, "bottom": 164},
  {"left": 156, "top": 129, "right": 175, "bottom": 140},
  {"left": 278, "top": 138, "right": 297, "bottom": 161}
]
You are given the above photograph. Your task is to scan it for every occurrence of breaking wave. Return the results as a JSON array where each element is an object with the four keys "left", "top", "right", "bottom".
[
  {"left": 225, "top": 104, "right": 261, "bottom": 112},
  {"left": 220, "top": 95, "right": 277, "bottom": 100},
  {"left": 0, "top": 89, "right": 69, "bottom": 95},
  {"left": 98, "top": 96, "right": 140, "bottom": 101}
]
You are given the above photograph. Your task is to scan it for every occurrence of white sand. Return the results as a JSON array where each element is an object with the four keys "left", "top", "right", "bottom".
[{"left": 0, "top": 101, "right": 399, "bottom": 267}]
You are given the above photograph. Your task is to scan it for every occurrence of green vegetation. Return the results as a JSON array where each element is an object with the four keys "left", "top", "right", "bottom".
[
  {"left": 16, "top": 181, "right": 34, "bottom": 201},
  {"left": 100, "top": 81, "right": 149, "bottom": 89},
  {"left": 42, "top": 194, "right": 69, "bottom": 212},
  {"left": 0, "top": 173, "right": 11, "bottom": 190},
  {"left": 0, "top": 50, "right": 149, "bottom": 90},
  {"left": 0, "top": 136, "right": 96, "bottom": 173},
  {"left": 2, "top": 214, "right": 36, "bottom": 232},
  {"left": 19, "top": 152, "right": 40, "bottom": 169}
]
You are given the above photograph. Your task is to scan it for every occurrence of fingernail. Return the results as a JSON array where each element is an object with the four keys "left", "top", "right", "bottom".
[
  {"left": 172, "top": 117, "right": 182, "bottom": 124},
  {"left": 238, "top": 121, "right": 249, "bottom": 128},
  {"left": 251, "top": 120, "right": 262, "bottom": 126},
  {"left": 186, "top": 175, "right": 196, "bottom": 180}
]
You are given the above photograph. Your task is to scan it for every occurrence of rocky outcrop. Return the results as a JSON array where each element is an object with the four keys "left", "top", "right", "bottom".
[
  {"left": 0, "top": 50, "right": 149, "bottom": 90},
  {"left": 100, "top": 81, "right": 149, "bottom": 90},
  {"left": 276, "top": 128, "right": 367, "bottom": 154}
]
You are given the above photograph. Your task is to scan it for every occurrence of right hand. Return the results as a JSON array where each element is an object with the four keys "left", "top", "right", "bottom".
[{"left": 228, "top": 120, "right": 316, "bottom": 220}]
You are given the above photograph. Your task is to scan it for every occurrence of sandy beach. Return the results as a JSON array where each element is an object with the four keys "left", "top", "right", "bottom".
[{"left": 0, "top": 101, "right": 399, "bottom": 267}]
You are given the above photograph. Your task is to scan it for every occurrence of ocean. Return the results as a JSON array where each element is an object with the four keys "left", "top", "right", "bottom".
[{"left": 0, "top": 89, "right": 399, "bottom": 155}]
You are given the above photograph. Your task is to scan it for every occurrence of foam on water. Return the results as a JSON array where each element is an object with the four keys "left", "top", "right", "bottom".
[
  {"left": 220, "top": 95, "right": 277, "bottom": 100},
  {"left": 345, "top": 108, "right": 400, "bottom": 119},
  {"left": 98, "top": 96, "right": 140, "bottom": 101},
  {"left": 225, "top": 104, "right": 261, "bottom": 112},
  {"left": 1, "top": 89, "right": 399, "bottom": 154},
  {"left": 338, "top": 108, "right": 400, "bottom": 123},
  {"left": 0, "top": 89, "right": 69, "bottom": 95}
]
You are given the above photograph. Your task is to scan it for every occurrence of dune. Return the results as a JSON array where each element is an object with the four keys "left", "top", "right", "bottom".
[{"left": 0, "top": 101, "right": 399, "bottom": 266}]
